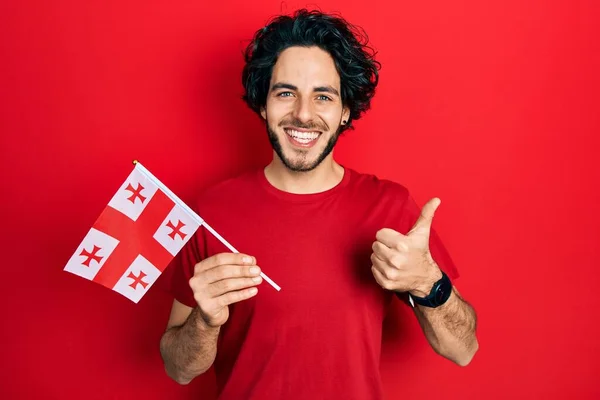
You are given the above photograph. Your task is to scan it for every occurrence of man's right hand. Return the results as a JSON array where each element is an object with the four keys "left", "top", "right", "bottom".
[{"left": 189, "top": 253, "right": 262, "bottom": 328}]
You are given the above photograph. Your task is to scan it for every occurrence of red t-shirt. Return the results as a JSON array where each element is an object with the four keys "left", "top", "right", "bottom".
[{"left": 169, "top": 166, "right": 459, "bottom": 399}]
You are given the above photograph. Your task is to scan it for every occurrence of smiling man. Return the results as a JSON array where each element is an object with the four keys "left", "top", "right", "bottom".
[
  {"left": 159, "top": 9, "right": 478, "bottom": 400},
  {"left": 262, "top": 48, "right": 348, "bottom": 173}
]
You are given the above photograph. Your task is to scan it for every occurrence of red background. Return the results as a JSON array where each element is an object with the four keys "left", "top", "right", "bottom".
[{"left": 1, "top": 0, "right": 599, "bottom": 398}]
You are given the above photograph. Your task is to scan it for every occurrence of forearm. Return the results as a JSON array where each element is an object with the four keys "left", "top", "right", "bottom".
[
  {"left": 413, "top": 288, "right": 478, "bottom": 366},
  {"left": 159, "top": 307, "right": 220, "bottom": 384}
]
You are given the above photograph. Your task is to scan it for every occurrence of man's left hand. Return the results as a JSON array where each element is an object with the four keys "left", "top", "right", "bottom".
[{"left": 371, "top": 197, "right": 444, "bottom": 297}]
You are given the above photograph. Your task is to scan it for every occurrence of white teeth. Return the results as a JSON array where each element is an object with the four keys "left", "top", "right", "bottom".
[{"left": 286, "top": 129, "right": 319, "bottom": 140}]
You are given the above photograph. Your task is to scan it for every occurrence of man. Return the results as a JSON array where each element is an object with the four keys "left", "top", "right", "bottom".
[{"left": 160, "top": 9, "right": 478, "bottom": 399}]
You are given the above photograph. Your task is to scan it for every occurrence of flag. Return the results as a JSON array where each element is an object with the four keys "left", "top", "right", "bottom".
[{"left": 63, "top": 161, "right": 203, "bottom": 303}]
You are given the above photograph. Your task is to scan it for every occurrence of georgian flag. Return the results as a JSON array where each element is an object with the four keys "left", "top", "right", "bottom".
[{"left": 63, "top": 162, "right": 203, "bottom": 303}]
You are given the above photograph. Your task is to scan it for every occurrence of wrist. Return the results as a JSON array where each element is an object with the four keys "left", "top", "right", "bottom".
[
  {"left": 192, "top": 308, "right": 221, "bottom": 333},
  {"left": 409, "top": 265, "right": 443, "bottom": 297}
]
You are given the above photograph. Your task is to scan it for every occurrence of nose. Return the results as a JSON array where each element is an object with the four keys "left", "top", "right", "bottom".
[{"left": 292, "top": 96, "right": 315, "bottom": 124}]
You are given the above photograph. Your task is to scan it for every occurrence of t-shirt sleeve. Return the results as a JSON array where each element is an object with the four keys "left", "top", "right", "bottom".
[
  {"left": 168, "top": 225, "right": 209, "bottom": 308},
  {"left": 397, "top": 194, "right": 460, "bottom": 281}
]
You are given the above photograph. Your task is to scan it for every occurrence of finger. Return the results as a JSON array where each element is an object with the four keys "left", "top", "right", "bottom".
[
  {"left": 375, "top": 228, "right": 406, "bottom": 248},
  {"left": 370, "top": 255, "right": 399, "bottom": 281},
  {"left": 201, "top": 264, "right": 262, "bottom": 285},
  {"left": 372, "top": 238, "right": 409, "bottom": 259},
  {"left": 215, "top": 287, "right": 259, "bottom": 307},
  {"left": 207, "top": 276, "right": 263, "bottom": 298},
  {"left": 370, "top": 251, "right": 386, "bottom": 267},
  {"left": 195, "top": 252, "right": 255, "bottom": 273},
  {"left": 371, "top": 266, "right": 393, "bottom": 290},
  {"left": 372, "top": 241, "right": 395, "bottom": 261},
  {"left": 409, "top": 197, "right": 441, "bottom": 234}
]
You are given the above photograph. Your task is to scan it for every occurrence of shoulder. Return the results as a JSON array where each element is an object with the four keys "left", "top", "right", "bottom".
[
  {"left": 346, "top": 167, "right": 410, "bottom": 203},
  {"left": 344, "top": 167, "right": 418, "bottom": 234}
]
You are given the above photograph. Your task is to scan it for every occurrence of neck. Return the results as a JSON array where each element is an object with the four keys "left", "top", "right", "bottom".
[{"left": 264, "top": 154, "right": 344, "bottom": 194}]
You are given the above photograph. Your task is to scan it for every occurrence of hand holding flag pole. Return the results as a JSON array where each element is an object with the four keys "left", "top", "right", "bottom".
[{"left": 64, "top": 160, "right": 280, "bottom": 304}]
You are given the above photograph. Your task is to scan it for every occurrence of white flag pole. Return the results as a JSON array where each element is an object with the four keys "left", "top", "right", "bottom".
[{"left": 133, "top": 160, "right": 281, "bottom": 292}]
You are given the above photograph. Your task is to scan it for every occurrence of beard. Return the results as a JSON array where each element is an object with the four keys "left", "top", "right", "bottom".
[{"left": 266, "top": 118, "right": 342, "bottom": 172}]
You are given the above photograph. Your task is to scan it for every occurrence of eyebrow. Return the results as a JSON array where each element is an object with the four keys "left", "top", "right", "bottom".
[{"left": 271, "top": 82, "right": 340, "bottom": 97}]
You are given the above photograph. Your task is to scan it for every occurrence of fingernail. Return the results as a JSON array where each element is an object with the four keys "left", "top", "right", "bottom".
[
  {"left": 250, "top": 267, "right": 260, "bottom": 274},
  {"left": 243, "top": 256, "right": 252, "bottom": 264},
  {"left": 252, "top": 276, "right": 262, "bottom": 283},
  {"left": 249, "top": 288, "right": 258, "bottom": 295}
]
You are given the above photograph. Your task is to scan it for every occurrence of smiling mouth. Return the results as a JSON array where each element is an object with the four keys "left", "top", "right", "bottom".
[{"left": 284, "top": 128, "right": 321, "bottom": 145}]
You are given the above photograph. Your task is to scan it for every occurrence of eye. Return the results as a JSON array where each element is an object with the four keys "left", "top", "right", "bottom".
[
  {"left": 277, "top": 91, "right": 294, "bottom": 97},
  {"left": 317, "top": 95, "right": 332, "bottom": 101}
]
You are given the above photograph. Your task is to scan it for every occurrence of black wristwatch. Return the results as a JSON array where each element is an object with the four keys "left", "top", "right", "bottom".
[{"left": 405, "top": 271, "right": 453, "bottom": 308}]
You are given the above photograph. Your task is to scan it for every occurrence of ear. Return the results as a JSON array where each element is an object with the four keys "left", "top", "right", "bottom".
[
  {"left": 260, "top": 107, "right": 266, "bottom": 120},
  {"left": 341, "top": 107, "right": 350, "bottom": 125}
]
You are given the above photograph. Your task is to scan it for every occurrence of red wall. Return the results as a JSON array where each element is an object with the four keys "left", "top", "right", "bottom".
[{"left": 2, "top": 1, "right": 598, "bottom": 398}]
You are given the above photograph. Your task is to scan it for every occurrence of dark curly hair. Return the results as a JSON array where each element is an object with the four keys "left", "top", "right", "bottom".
[{"left": 242, "top": 9, "right": 380, "bottom": 132}]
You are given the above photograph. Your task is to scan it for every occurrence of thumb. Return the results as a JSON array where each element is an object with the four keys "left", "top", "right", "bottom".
[{"left": 409, "top": 197, "right": 441, "bottom": 235}]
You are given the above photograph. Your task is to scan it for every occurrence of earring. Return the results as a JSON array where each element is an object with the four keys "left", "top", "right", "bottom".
[{"left": 342, "top": 120, "right": 347, "bottom": 124}]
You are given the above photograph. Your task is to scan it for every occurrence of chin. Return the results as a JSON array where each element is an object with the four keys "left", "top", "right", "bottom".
[
  {"left": 282, "top": 156, "right": 321, "bottom": 172},
  {"left": 267, "top": 124, "right": 340, "bottom": 172}
]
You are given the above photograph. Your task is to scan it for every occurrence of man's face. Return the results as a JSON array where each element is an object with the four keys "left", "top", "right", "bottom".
[{"left": 261, "top": 46, "right": 350, "bottom": 172}]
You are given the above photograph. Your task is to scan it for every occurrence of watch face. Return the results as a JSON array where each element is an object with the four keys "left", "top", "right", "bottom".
[
  {"left": 433, "top": 275, "right": 451, "bottom": 305},
  {"left": 435, "top": 287, "right": 446, "bottom": 304}
]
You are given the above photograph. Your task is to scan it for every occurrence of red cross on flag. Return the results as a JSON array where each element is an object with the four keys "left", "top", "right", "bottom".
[{"left": 63, "top": 161, "right": 204, "bottom": 303}]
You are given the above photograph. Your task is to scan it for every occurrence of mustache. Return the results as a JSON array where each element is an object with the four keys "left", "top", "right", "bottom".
[{"left": 278, "top": 117, "right": 327, "bottom": 131}]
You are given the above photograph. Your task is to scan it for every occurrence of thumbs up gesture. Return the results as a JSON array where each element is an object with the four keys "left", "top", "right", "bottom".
[{"left": 371, "top": 197, "right": 444, "bottom": 297}]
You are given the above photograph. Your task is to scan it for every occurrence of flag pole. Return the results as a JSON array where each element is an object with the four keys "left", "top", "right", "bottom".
[{"left": 132, "top": 160, "right": 281, "bottom": 292}]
